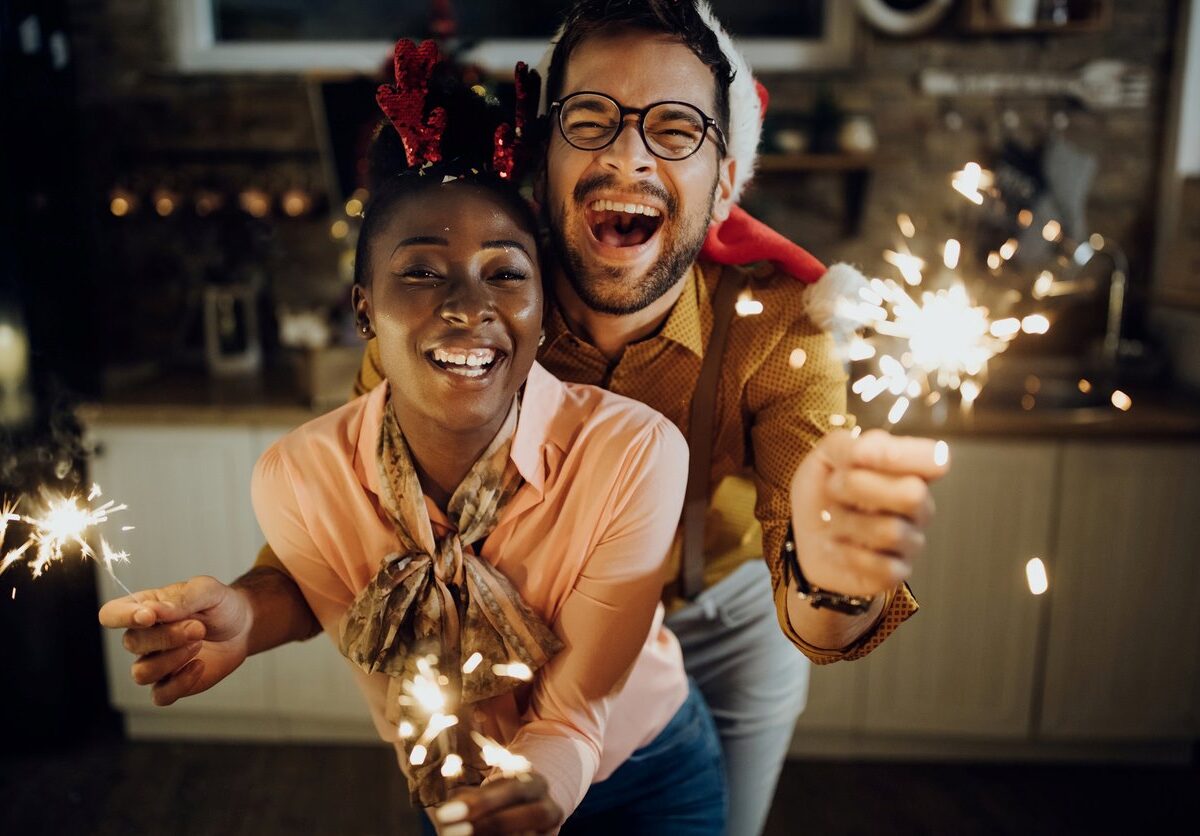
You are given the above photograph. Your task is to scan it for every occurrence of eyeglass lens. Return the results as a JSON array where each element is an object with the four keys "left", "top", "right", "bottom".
[{"left": 558, "top": 95, "right": 708, "bottom": 160}]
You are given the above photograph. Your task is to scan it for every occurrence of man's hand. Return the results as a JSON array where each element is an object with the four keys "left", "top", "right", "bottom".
[
  {"left": 790, "top": 428, "right": 950, "bottom": 598},
  {"left": 98, "top": 575, "right": 253, "bottom": 706},
  {"left": 433, "top": 773, "right": 562, "bottom": 836}
]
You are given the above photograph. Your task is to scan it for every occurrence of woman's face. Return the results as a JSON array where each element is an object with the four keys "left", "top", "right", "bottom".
[{"left": 353, "top": 182, "right": 543, "bottom": 435}]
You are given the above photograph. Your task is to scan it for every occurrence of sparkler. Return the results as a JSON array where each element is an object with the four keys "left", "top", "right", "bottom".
[
  {"left": 837, "top": 161, "right": 1064, "bottom": 424},
  {"left": 396, "top": 652, "right": 533, "bottom": 791},
  {"left": 0, "top": 484, "right": 135, "bottom": 595}
]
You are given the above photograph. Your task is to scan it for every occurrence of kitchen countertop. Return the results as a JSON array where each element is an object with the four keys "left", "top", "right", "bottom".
[{"left": 81, "top": 367, "right": 1200, "bottom": 440}]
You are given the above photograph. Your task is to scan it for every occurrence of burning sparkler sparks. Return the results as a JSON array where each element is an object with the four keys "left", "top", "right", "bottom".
[
  {"left": 396, "top": 652, "right": 536, "bottom": 791},
  {"left": 0, "top": 485, "right": 134, "bottom": 595}
]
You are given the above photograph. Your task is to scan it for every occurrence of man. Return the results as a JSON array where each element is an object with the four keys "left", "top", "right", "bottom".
[{"left": 100, "top": 2, "right": 948, "bottom": 834}]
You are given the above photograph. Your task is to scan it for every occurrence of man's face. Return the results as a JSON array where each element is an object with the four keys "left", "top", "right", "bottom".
[{"left": 544, "top": 29, "right": 735, "bottom": 315}]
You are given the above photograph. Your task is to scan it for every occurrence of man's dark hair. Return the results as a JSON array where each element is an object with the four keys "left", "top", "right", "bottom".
[{"left": 545, "top": 0, "right": 735, "bottom": 137}]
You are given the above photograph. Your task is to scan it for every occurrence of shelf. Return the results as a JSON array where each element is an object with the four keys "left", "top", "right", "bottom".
[{"left": 961, "top": 0, "right": 1111, "bottom": 34}]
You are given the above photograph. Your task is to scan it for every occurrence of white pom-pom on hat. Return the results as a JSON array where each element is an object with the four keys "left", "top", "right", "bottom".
[{"left": 803, "top": 263, "right": 870, "bottom": 357}]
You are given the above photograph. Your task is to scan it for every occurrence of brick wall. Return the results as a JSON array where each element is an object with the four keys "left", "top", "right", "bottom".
[{"left": 66, "top": 0, "right": 1179, "bottom": 363}]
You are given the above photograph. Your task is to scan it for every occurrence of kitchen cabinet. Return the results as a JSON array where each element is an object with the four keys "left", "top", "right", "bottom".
[
  {"left": 1040, "top": 442, "right": 1200, "bottom": 739},
  {"left": 91, "top": 421, "right": 375, "bottom": 741},
  {"left": 795, "top": 438, "right": 1200, "bottom": 754}
]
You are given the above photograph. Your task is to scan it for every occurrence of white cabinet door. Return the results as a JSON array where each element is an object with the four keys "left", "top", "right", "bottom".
[
  {"left": 859, "top": 441, "right": 1057, "bottom": 737},
  {"left": 248, "top": 428, "right": 373, "bottom": 726},
  {"left": 92, "top": 424, "right": 271, "bottom": 715},
  {"left": 1041, "top": 443, "right": 1200, "bottom": 739}
]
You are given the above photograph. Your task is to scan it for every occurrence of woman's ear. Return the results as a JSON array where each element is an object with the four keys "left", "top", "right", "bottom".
[{"left": 351, "top": 284, "right": 375, "bottom": 339}]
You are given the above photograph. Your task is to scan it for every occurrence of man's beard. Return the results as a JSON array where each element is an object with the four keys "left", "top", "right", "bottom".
[{"left": 550, "top": 173, "right": 716, "bottom": 316}]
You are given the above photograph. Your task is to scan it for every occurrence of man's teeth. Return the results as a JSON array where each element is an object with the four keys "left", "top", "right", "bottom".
[
  {"left": 588, "top": 199, "right": 661, "bottom": 217},
  {"left": 432, "top": 347, "right": 497, "bottom": 369}
]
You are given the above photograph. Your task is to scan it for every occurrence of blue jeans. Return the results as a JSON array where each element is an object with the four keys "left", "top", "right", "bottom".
[
  {"left": 420, "top": 680, "right": 726, "bottom": 834},
  {"left": 563, "top": 678, "right": 727, "bottom": 835}
]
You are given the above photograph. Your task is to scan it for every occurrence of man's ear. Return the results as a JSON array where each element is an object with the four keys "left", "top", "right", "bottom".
[
  {"left": 351, "top": 284, "right": 374, "bottom": 339},
  {"left": 711, "top": 156, "right": 736, "bottom": 223}
]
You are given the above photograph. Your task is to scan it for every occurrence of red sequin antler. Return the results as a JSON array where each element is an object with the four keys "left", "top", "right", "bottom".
[
  {"left": 492, "top": 62, "right": 541, "bottom": 180},
  {"left": 377, "top": 39, "right": 448, "bottom": 168}
]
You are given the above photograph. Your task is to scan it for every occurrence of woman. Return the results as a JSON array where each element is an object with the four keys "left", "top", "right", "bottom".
[{"left": 250, "top": 42, "right": 724, "bottom": 835}]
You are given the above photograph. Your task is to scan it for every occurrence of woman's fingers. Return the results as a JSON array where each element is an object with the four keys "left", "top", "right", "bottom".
[
  {"left": 435, "top": 775, "right": 560, "bottom": 835},
  {"left": 122, "top": 619, "right": 207, "bottom": 656},
  {"left": 130, "top": 641, "right": 203, "bottom": 686},
  {"left": 151, "top": 658, "right": 206, "bottom": 707}
]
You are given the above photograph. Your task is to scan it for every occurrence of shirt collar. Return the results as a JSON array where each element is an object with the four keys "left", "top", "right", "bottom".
[{"left": 657, "top": 264, "right": 706, "bottom": 358}]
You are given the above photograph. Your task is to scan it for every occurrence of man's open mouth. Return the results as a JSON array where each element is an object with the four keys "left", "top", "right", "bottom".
[
  {"left": 426, "top": 346, "right": 505, "bottom": 379},
  {"left": 585, "top": 199, "right": 664, "bottom": 248}
]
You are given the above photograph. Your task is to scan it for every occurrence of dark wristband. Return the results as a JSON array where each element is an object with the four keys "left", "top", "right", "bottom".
[{"left": 782, "top": 523, "right": 876, "bottom": 616}]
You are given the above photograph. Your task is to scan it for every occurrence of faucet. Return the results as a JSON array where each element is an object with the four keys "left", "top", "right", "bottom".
[{"left": 1072, "top": 239, "right": 1130, "bottom": 366}]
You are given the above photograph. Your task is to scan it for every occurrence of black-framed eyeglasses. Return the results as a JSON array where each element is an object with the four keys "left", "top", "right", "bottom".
[{"left": 549, "top": 91, "right": 727, "bottom": 161}]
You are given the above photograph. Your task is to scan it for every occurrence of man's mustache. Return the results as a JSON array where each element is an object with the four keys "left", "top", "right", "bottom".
[{"left": 573, "top": 174, "right": 675, "bottom": 216}]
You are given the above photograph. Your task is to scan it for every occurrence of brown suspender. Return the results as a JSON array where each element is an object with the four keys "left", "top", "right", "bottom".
[{"left": 680, "top": 267, "right": 744, "bottom": 600}]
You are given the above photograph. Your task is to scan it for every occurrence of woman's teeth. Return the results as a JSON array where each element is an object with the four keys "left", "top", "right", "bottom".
[
  {"left": 588, "top": 199, "right": 661, "bottom": 217},
  {"left": 431, "top": 347, "right": 498, "bottom": 377}
]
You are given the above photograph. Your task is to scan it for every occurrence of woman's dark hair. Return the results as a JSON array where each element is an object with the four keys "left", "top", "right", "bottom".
[
  {"left": 354, "top": 59, "right": 542, "bottom": 286},
  {"left": 545, "top": 0, "right": 734, "bottom": 135}
]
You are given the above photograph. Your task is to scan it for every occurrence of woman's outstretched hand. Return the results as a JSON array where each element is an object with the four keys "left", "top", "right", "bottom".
[
  {"left": 433, "top": 773, "right": 563, "bottom": 835},
  {"left": 97, "top": 575, "right": 253, "bottom": 706}
]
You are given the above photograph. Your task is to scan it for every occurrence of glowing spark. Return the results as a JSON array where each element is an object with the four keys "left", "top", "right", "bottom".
[
  {"left": 847, "top": 337, "right": 876, "bottom": 362},
  {"left": 492, "top": 662, "right": 533, "bottom": 682},
  {"left": 819, "top": 509, "right": 832, "bottom": 523},
  {"left": 1022, "top": 394, "right": 1036, "bottom": 410},
  {"left": 883, "top": 250, "right": 925, "bottom": 286},
  {"left": 951, "top": 162, "right": 991, "bottom": 204},
  {"left": 829, "top": 414, "right": 847, "bottom": 427},
  {"left": 850, "top": 426, "right": 863, "bottom": 439},
  {"left": 1089, "top": 233, "right": 1105, "bottom": 250},
  {"left": 788, "top": 348, "right": 807, "bottom": 369},
  {"left": 887, "top": 397, "right": 911, "bottom": 424},
  {"left": 1078, "top": 379, "right": 1092, "bottom": 394},
  {"left": 1111, "top": 390, "right": 1132, "bottom": 411},
  {"left": 735, "top": 289, "right": 763, "bottom": 317},
  {"left": 408, "top": 657, "right": 448, "bottom": 712},
  {"left": 1018, "top": 209, "right": 1034, "bottom": 227},
  {"left": 987, "top": 251, "right": 1002, "bottom": 270},
  {"left": 418, "top": 712, "right": 459, "bottom": 745},
  {"left": 440, "top": 754, "right": 464, "bottom": 778},
  {"left": 990, "top": 318, "right": 1021, "bottom": 339},
  {"left": 1042, "top": 220, "right": 1062, "bottom": 242},
  {"left": 999, "top": 239, "right": 1019, "bottom": 260},
  {"left": 462, "top": 652, "right": 483, "bottom": 674},
  {"left": 410, "top": 744, "right": 428, "bottom": 766},
  {"left": 960, "top": 379, "right": 982, "bottom": 406},
  {"left": 943, "top": 239, "right": 961, "bottom": 270},
  {"left": 1, "top": 488, "right": 134, "bottom": 595},
  {"left": 1033, "top": 271, "right": 1054, "bottom": 299},
  {"left": 897, "top": 213, "right": 917, "bottom": 238},
  {"left": 1021, "top": 315, "right": 1050, "bottom": 335},
  {"left": 471, "top": 731, "right": 532, "bottom": 777},
  {"left": 398, "top": 720, "right": 415, "bottom": 739},
  {"left": 1026, "top": 558, "right": 1049, "bottom": 595},
  {"left": 934, "top": 441, "right": 949, "bottom": 467}
]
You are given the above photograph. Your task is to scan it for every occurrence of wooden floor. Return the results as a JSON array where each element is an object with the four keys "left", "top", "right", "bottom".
[{"left": 2, "top": 737, "right": 1197, "bottom": 835}]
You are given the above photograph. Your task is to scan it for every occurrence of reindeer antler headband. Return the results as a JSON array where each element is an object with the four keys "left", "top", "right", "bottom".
[{"left": 376, "top": 39, "right": 541, "bottom": 181}]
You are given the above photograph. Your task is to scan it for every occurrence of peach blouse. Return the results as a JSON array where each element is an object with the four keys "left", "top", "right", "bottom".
[{"left": 251, "top": 362, "right": 690, "bottom": 819}]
